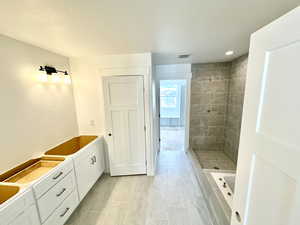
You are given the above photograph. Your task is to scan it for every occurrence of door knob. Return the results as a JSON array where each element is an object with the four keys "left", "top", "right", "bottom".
[
  {"left": 108, "top": 133, "right": 112, "bottom": 136},
  {"left": 235, "top": 211, "right": 242, "bottom": 223}
]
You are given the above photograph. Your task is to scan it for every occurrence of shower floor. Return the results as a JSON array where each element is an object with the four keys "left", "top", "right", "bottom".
[{"left": 195, "top": 150, "right": 236, "bottom": 170}]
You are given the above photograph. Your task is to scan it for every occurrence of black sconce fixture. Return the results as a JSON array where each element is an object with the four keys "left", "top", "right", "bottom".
[
  {"left": 39, "top": 66, "right": 68, "bottom": 76},
  {"left": 39, "top": 66, "right": 71, "bottom": 83}
]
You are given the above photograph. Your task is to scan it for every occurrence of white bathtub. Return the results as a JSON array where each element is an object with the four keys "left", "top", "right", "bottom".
[{"left": 210, "top": 172, "right": 236, "bottom": 209}]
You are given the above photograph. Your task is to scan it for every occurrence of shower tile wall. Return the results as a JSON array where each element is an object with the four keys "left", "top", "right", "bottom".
[
  {"left": 190, "top": 63, "right": 231, "bottom": 152},
  {"left": 224, "top": 55, "right": 248, "bottom": 163},
  {"left": 190, "top": 55, "right": 248, "bottom": 167}
]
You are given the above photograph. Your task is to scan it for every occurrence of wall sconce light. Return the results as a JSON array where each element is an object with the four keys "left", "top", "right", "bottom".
[{"left": 39, "top": 66, "right": 71, "bottom": 84}]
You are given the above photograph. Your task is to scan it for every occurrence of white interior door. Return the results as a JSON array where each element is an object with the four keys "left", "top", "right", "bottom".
[
  {"left": 232, "top": 7, "right": 300, "bottom": 225},
  {"left": 104, "top": 76, "right": 146, "bottom": 176}
]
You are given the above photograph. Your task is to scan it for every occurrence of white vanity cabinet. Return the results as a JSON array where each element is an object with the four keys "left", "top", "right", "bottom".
[
  {"left": 73, "top": 137, "right": 105, "bottom": 201},
  {"left": 0, "top": 136, "right": 105, "bottom": 225},
  {"left": 43, "top": 191, "right": 78, "bottom": 225},
  {"left": 32, "top": 158, "right": 79, "bottom": 224},
  {"left": 8, "top": 205, "right": 40, "bottom": 225},
  {"left": 32, "top": 159, "right": 74, "bottom": 199},
  {"left": 37, "top": 171, "right": 77, "bottom": 223},
  {"left": 0, "top": 188, "right": 40, "bottom": 225}
]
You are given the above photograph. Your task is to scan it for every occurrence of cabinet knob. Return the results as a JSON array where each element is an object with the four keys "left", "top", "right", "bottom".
[
  {"left": 90, "top": 157, "right": 95, "bottom": 165},
  {"left": 108, "top": 133, "right": 112, "bottom": 136}
]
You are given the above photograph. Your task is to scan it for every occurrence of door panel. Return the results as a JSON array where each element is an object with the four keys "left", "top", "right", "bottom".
[
  {"left": 109, "top": 83, "right": 138, "bottom": 105},
  {"left": 104, "top": 76, "right": 146, "bottom": 176},
  {"left": 111, "top": 110, "right": 127, "bottom": 164},
  {"left": 232, "top": 7, "right": 300, "bottom": 225},
  {"left": 128, "top": 110, "right": 140, "bottom": 161},
  {"left": 246, "top": 156, "right": 296, "bottom": 225},
  {"left": 257, "top": 42, "right": 300, "bottom": 148}
]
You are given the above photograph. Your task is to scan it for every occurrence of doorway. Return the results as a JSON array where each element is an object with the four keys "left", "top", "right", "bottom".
[{"left": 159, "top": 80, "right": 187, "bottom": 151}]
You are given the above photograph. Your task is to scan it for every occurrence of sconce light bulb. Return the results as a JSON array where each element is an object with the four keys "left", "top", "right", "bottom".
[
  {"left": 64, "top": 75, "right": 72, "bottom": 84},
  {"left": 51, "top": 74, "right": 61, "bottom": 83},
  {"left": 39, "top": 71, "right": 48, "bottom": 82}
]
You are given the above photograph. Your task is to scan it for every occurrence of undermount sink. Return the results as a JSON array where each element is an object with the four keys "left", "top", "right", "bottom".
[
  {"left": 0, "top": 185, "right": 20, "bottom": 204},
  {"left": 44, "top": 136, "right": 97, "bottom": 156}
]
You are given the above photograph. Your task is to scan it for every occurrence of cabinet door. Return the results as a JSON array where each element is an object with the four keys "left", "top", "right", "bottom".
[
  {"left": 93, "top": 142, "right": 105, "bottom": 178},
  {"left": 74, "top": 140, "right": 105, "bottom": 201},
  {"left": 9, "top": 205, "right": 40, "bottom": 225}
]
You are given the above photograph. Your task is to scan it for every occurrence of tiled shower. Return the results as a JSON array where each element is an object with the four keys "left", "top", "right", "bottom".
[{"left": 190, "top": 55, "right": 248, "bottom": 170}]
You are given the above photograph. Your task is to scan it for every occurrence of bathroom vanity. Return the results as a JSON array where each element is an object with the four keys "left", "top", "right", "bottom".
[
  {"left": 0, "top": 136, "right": 105, "bottom": 225},
  {"left": 45, "top": 136, "right": 105, "bottom": 201}
]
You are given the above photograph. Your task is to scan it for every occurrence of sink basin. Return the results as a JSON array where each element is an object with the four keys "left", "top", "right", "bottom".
[
  {"left": 0, "top": 157, "right": 64, "bottom": 184},
  {"left": 0, "top": 185, "right": 20, "bottom": 204},
  {"left": 44, "top": 136, "right": 97, "bottom": 156}
]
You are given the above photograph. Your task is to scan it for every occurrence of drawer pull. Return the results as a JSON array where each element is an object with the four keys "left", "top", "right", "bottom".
[
  {"left": 60, "top": 207, "right": 70, "bottom": 217},
  {"left": 93, "top": 155, "right": 97, "bottom": 163},
  {"left": 53, "top": 171, "right": 63, "bottom": 180},
  {"left": 56, "top": 188, "right": 66, "bottom": 197}
]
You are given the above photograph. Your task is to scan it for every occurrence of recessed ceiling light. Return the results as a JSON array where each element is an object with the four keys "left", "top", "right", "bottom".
[{"left": 225, "top": 50, "right": 234, "bottom": 56}]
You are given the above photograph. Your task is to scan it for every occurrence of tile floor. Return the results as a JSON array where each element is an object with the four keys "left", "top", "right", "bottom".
[
  {"left": 195, "top": 151, "right": 236, "bottom": 171},
  {"left": 160, "top": 127, "right": 185, "bottom": 151},
  {"left": 66, "top": 151, "right": 213, "bottom": 225}
]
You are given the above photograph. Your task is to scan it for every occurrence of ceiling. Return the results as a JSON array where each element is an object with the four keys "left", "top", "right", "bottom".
[{"left": 0, "top": 0, "right": 299, "bottom": 64}]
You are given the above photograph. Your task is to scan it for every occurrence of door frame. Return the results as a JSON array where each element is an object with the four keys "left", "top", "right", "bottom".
[
  {"left": 101, "top": 66, "right": 156, "bottom": 176},
  {"left": 156, "top": 72, "right": 192, "bottom": 152}
]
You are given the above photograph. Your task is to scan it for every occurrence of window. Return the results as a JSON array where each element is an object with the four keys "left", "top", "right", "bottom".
[
  {"left": 161, "top": 87, "right": 178, "bottom": 108},
  {"left": 160, "top": 82, "right": 181, "bottom": 118}
]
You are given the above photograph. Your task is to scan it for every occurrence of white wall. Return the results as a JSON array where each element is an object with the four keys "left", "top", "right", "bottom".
[
  {"left": 155, "top": 64, "right": 192, "bottom": 76},
  {"left": 0, "top": 35, "right": 78, "bottom": 173},
  {"left": 69, "top": 59, "right": 104, "bottom": 135},
  {"left": 70, "top": 53, "right": 152, "bottom": 135},
  {"left": 70, "top": 53, "right": 158, "bottom": 175}
]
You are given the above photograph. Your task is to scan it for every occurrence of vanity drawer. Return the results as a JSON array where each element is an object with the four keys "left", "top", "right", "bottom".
[
  {"left": 43, "top": 190, "right": 78, "bottom": 225},
  {"left": 33, "top": 159, "right": 73, "bottom": 199},
  {"left": 37, "top": 171, "right": 75, "bottom": 223}
]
